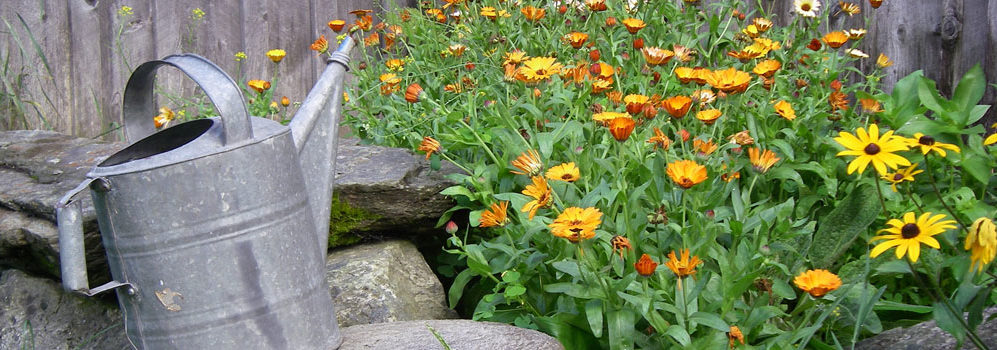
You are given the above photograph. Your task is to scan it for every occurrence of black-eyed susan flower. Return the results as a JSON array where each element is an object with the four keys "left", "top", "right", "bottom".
[
  {"left": 966, "top": 217, "right": 997, "bottom": 273},
  {"left": 881, "top": 164, "right": 922, "bottom": 192},
  {"left": 774, "top": 100, "right": 796, "bottom": 121},
  {"left": 793, "top": 269, "right": 841, "bottom": 298},
  {"left": 418, "top": 136, "right": 441, "bottom": 160},
  {"left": 667, "top": 159, "right": 708, "bottom": 188},
  {"left": 521, "top": 176, "right": 552, "bottom": 220},
  {"left": 909, "top": 133, "right": 960, "bottom": 157},
  {"left": 665, "top": 248, "right": 702, "bottom": 277},
  {"left": 647, "top": 127, "right": 672, "bottom": 150},
  {"left": 749, "top": 147, "right": 781, "bottom": 173},
  {"left": 546, "top": 162, "right": 580, "bottom": 182},
  {"left": 635, "top": 254, "right": 658, "bottom": 276},
  {"left": 833, "top": 124, "right": 911, "bottom": 175},
  {"left": 479, "top": 201, "right": 509, "bottom": 228},
  {"left": 794, "top": 0, "right": 821, "bottom": 18},
  {"left": 511, "top": 149, "right": 543, "bottom": 176},
  {"left": 871, "top": 212, "right": 957, "bottom": 262},
  {"left": 549, "top": 207, "right": 602, "bottom": 242}
]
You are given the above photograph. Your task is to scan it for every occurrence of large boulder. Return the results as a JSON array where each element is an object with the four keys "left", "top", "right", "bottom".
[
  {"left": 0, "top": 130, "right": 459, "bottom": 278},
  {"left": 339, "top": 319, "right": 564, "bottom": 350},
  {"left": 327, "top": 240, "right": 458, "bottom": 327},
  {"left": 855, "top": 307, "right": 997, "bottom": 349},
  {"left": 0, "top": 269, "right": 129, "bottom": 350}
]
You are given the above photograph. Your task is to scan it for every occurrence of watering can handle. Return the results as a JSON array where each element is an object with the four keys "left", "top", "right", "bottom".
[
  {"left": 122, "top": 54, "right": 253, "bottom": 145},
  {"left": 56, "top": 178, "right": 134, "bottom": 296}
]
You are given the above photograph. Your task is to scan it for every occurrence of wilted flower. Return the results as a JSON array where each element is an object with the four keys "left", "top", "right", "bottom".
[
  {"left": 728, "top": 326, "right": 745, "bottom": 349},
  {"left": 794, "top": 269, "right": 841, "bottom": 297},
  {"left": 586, "top": 0, "right": 608, "bottom": 11},
  {"left": 549, "top": 207, "right": 602, "bottom": 242},
  {"left": 546, "top": 162, "right": 580, "bottom": 182},
  {"left": 693, "top": 138, "right": 718, "bottom": 155},
  {"left": 846, "top": 49, "right": 869, "bottom": 58},
  {"left": 667, "top": 159, "right": 708, "bottom": 188},
  {"left": 966, "top": 218, "right": 997, "bottom": 273},
  {"left": 611, "top": 236, "right": 632, "bottom": 260},
  {"left": 647, "top": 127, "right": 672, "bottom": 150},
  {"left": 418, "top": 136, "right": 441, "bottom": 160},
  {"left": 877, "top": 53, "right": 893, "bottom": 68},
  {"left": 511, "top": 149, "right": 543, "bottom": 176},
  {"left": 728, "top": 130, "right": 754, "bottom": 146}
]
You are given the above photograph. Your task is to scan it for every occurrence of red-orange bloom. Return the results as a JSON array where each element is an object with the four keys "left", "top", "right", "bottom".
[
  {"left": 608, "top": 117, "right": 636, "bottom": 141},
  {"left": 662, "top": 95, "right": 693, "bottom": 118},
  {"left": 521, "top": 6, "right": 546, "bottom": 21},
  {"left": 634, "top": 254, "right": 658, "bottom": 276}
]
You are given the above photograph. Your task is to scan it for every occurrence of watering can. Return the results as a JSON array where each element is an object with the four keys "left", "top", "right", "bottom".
[{"left": 54, "top": 37, "right": 355, "bottom": 349}]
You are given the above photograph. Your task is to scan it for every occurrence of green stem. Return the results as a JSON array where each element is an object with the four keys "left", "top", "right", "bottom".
[
  {"left": 872, "top": 172, "right": 888, "bottom": 214},
  {"left": 924, "top": 156, "right": 968, "bottom": 228},
  {"left": 906, "top": 260, "right": 990, "bottom": 350}
]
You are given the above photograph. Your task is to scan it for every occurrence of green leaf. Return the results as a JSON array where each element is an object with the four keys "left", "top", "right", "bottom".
[
  {"left": 808, "top": 184, "right": 880, "bottom": 268},
  {"left": 952, "top": 64, "right": 986, "bottom": 115},
  {"left": 772, "top": 278, "right": 797, "bottom": 300},
  {"left": 689, "top": 312, "right": 729, "bottom": 332},
  {"left": 551, "top": 260, "right": 581, "bottom": 278},
  {"left": 607, "top": 309, "right": 636, "bottom": 350},
  {"left": 933, "top": 302, "right": 966, "bottom": 342},
  {"left": 874, "top": 260, "right": 912, "bottom": 275},
  {"left": 966, "top": 105, "right": 991, "bottom": 126},
  {"left": 502, "top": 271, "right": 521, "bottom": 283},
  {"left": 534, "top": 315, "right": 602, "bottom": 350},
  {"left": 961, "top": 155, "right": 992, "bottom": 186},
  {"left": 464, "top": 244, "right": 492, "bottom": 275},
  {"left": 504, "top": 285, "right": 526, "bottom": 298},
  {"left": 536, "top": 131, "right": 555, "bottom": 158},
  {"left": 448, "top": 269, "right": 474, "bottom": 309},
  {"left": 665, "top": 325, "right": 691, "bottom": 346},
  {"left": 917, "top": 77, "right": 953, "bottom": 116},
  {"left": 873, "top": 300, "right": 933, "bottom": 313},
  {"left": 585, "top": 299, "right": 604, "bottom": 338}
]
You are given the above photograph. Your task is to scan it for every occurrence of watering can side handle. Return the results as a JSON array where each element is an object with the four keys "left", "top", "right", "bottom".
[
  {"left": 56, "top": 179, "right": 135, "bottom": 297},
  {"left": 122, "top": 54, "right": 253, "bottom": 146}
]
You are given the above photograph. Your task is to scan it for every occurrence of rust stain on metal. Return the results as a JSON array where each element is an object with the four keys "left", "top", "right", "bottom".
[{"left": 155, "top": 288, "right": 183, "bottom": 312}]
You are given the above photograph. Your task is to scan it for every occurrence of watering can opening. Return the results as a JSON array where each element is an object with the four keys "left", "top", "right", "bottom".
[{"left": 100, "top": 119, "right": 215, "bottom": 167}]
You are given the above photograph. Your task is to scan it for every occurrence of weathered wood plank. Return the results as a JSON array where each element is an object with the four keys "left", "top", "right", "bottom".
[{"left": 67, "top": 0, "right": 116, "bottom": 138}]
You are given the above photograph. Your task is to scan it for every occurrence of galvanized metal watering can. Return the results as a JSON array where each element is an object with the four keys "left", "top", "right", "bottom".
[{"left": 55, "top": 37, "right": 354, "bottom": 349}]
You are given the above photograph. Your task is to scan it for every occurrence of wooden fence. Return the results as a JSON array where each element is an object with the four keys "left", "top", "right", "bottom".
[{"left": 1, "top": 0, "right": 994, "bottom": 139}]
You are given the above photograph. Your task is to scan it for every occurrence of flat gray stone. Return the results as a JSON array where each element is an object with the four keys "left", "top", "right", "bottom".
[
  {"left": 855, "top": 307, "right": 997, "bottom": 349},
  {"left": 339, "top": 319, "right": 564, "bottom": 350},
  {"left": 0, "top": 269, "right": 129, "bottom": 350},
  {"left": 327, "top": 240, "right": 458, "bottom": 327}
]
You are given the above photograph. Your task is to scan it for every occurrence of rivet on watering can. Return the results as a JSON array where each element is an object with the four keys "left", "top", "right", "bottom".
[
  {"left": 125, "top": 287, "right": 136, "bottom": 295},
  {"left": 89, "top": 178, "right": 111, "bottom": 192}
]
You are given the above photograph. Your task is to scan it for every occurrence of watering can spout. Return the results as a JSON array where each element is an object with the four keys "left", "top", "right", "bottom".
[{"left": 288, "top": 36, "right": 354, "bottom": 253}]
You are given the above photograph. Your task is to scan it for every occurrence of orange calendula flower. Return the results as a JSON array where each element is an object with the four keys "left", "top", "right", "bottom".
[
  {"left": 521, "top": 176, "right": 552, "bottom": 220},
  {"left": 753, "top": 17, "right": 774, "bottom": 31},
  {"left": 693, "top": 138, "right": 718, "bottom": 156},
  {"left": 503, "top": 50, "right": 529, "bottom": 66},
  {"left": 794, "top": 269, "right": 841, "bottom": 298},
  {"left": 549, "top": 207, "right": 602, "bottom": 242},
  {"left": 752, "top": 59, "right": 781, "bottom": 78},
  {"left": 696, "top": 109, "right": 722, "bottom": 125},
  {"left": 667, "top": 159, "right": 708, "bottom": 188},
  {"left": 860, "top": 98, "right": 882, "bottom": 113},
  {"left": 623, "top": 94, "right": 650, "bottom": 115},
  {"left": 706, "top": 68, "right": 751, "bottom": 93},
  {"left": 608, "top": 117, "right": 636, "bottom": 142},
  {"left": 425, "top": 8, "right": 446, "bottom": 23},
  {"left": 405, "top": 83, "right": 424, "bottom": 103},
  {"left": 379, "top": 73, "right": 402, "bottom": 95},
  {"left": 586, "top": 0, "right": 608, "bottom": 11},
  {"left": 672, "top": 44, "right": 696, "bottom": 62},
  {"left": 511, "top": 149, "right": 543, "bottom": 176},
  {"left": 846, "top": 28, "right": 867, "bottom": 39},
  {"left": 691, "top": 89, "right": 716, "bottom": 106},
  {"left": 521, "top": 6, "right": 546, "bottom": 21},
  {"left": 266, "top": 49, "right": 286, "bottom": 63},
  {"left": 385, "top": 58, "right": 405, "bottom": 71},
  {"left": 641, "top": 47, "right": 674, "bottom": 66},
  {"left": 662, "top": 95, "right": 693, "bottom": 118},
  {"left": 563, "top": 32, "right": 589, "bottom": 49},
  {"left": 773, "top": 100, "right": 796, "bottom": 121},
  {"left": 822, "top": 31, "right": 849, "bottom": 48},
  {"left": 909, "top": 133, "right": 960, "bottom": 157},
  {"left": 838, "top": 1, "right": 860, "bottom": 15},
  {"left": 728, "top": 326, "right": 745, "bottom": 349},
  {"left": 418, "top": 136, "right": 441, "bottom": 160},
  {"left": 310, "top": 35, "right": 329, "bottom": 53},
  {"left": 592, "top": 79, "right": 613, "bottom": 94},
  {"left": 674, "top": 67, "right": 697, "bottom": 84},
  {"left": 280, "top": 96, "right": 290, "bottom": 107},
  {"left": 328, "top": 20, "right": 346, "bottom": 32},
  {"left": 749, "top": 147, "right": 781, "bottom": 173},
  {"left": 634, "top": 254, "right": 658, "bottom": 276},
  {"left": 516, "top": 57, "right": 563, "bottom": 83},
  {"left": 647, "top": 127, "right": 672, "bottom": 150},
  {"left": 666, "top": 249, "right": 702, "bottom": 278},
  {"left": 479, "top": 201, "right": 509, "bottom": 228},
  {"left": 153, "top": 106, "right": 175, "bottom": 129},
  {"left": 546, "top": 162, "right": 580, "bottom": 182},
  {"left": 621, "top": 18, "right": 646, "bottom": 34},
  {"left": 611, "top": 235, "right": 632, "bottom": 260},
  {"left": 728, "top": 130, "right": 754, "bottom": 146},
  {"left": 869, "top": 0, "right": 884, "bottom": 8},
  {"left": 248, "top": 79, "right": 271, "bottom": 93},
  {"left": 877, "top": 53, "right": 893, "bottom": 68},
  {"left": 592, "top": 111, "right": 629, "bottom": 124}
]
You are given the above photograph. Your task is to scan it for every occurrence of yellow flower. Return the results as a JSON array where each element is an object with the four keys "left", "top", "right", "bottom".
[
  {"left": 880, "top": 163, "right": 923, "bottom": 192},
  {"left": 379, "top": 73, "right": 402, "bottom": 95},
  {"left": 966, "top": 217, "right": 997, "bottom": 273},
  {"left": 667, "top": 159, "right": 708, "bottom": 188},
  {"left": 385, "top": 58, "right": 406, "bottom": 71},
  {"left": 234, "top": 51, "right": 247, "bottom": 61},
  {"left": 728, "top": 326, "right": 745, "bottom": 349},
  {"left": 706, "top": 67, "right": 751, "bottom": 93},
  {"left": 822, "top": 31, "right": 849, "bottom": 48},
  {"left": 510, "top": 149, "right": 543, "bottom": 176},
  {"left": 521, "top": 6, "right": 546, "bottom": 21},
  {"left": 674, "top": 67, "right": 697, "bottom": 84},
  {"left": 753, "top": 17, "right": 773, "bottom": 32},
  {"left": 247, "top": 79, "right": 271, "bottom": 93},
  {"left": 833, "top": 124, "right": 911, "bottom": 175},
  {"left": 749, "top": 147, "right": 781, "bottom": 173},
  {"left": 546, "top": 162, "right": 580, "bottom": 182},
  {"left": 794, "top": 0, "right": 821, "bottom": 18},
  {"left": 418, "top": 136, "right": 441, "bottom": 160},
  {"left": 623, "top": 94, "right": 650, "bottom": 115},
  {"left": 846, "top": 28, "right": 867, "bottom": 39},
  {"left": 695, "top": 109, "right": 722, "bottom": 125},
  {"left": 549, "top": 207, "right": 602, "bottom": 242},
  {"left": 621, "top": 18, "right": 646, "bottom": 34},
  {"left": 266, "top": 49, "right": 286, "bottom": 63},
  {"left": 641, "top": 47, "right": 675, "bottom": 66},
  {"left": 521, "top": 176, "right": 552, "bottom": 220},
  {"left": 693, "top": 138, "right": 718, "bottom": 156},
  {"left": 838, "top": 1, "right": 861, "bottom": 15},
  {"left": 752, "top": 59, "right": 781, "bottom": 78},
  {"left": 909, "top": 133, "right": 960, "bottom": 157},
  {"left": 986, "top": 132, "right": 997, "bottom": 146},
  {"left": 774, "top": 100, "right": 796, "bottom": 121},
  {"left": 592, "top": 111, "right": 629, "bottom": 124},
  {"left": 503, "top": 50, "right": 529, "bottom": 66},
  {"left": 877, "top": 53, "right": 893, "bottom": 68},
  {"left": 860, "top": 98, "right": 882, "bottom": 113},
  {"left": 647, "top": 127, "right": 672, "bottom": 150},
  {"left": 662, "top": 95, "right": 693, "bottom": 118},
  {"left": 665, "top": 249, "right": 702, "bottom": 278},
  {"left": 871, "top": 212, "right": 957, "bottom": 262},
  {"left": 479, "top": 201, "right": 509, "bottom": 228},
  {"left": 516, "top": 57, "right": 563, "bottom": 83},
  {"left": 563, "top": 32, "right": 589, "bottom": 49},
  {"left": 153, "top": 106, "right": 175, "bottom": 129},
  {"left": 793, "top": 269, "right": 841, "bottom": 298}
]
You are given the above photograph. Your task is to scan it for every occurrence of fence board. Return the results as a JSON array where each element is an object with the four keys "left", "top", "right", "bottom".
[{"left": 0, "top": 0, "right": 994, "bottom": 137}]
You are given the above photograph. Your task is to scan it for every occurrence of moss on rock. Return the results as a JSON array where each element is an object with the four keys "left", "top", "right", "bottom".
[{"left": 328, "top": 194, "right": 381, "bottom": 249}]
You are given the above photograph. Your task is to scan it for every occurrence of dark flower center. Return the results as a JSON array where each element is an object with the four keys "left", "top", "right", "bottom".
[
  {"left": 801, "top": 3, "right": 811, "bottom": 11},
  {"left": 893, "top": 174, "right": 904, "bottom": 181},
  {"left": 562, "top": 174, "right": 574, "bottom": 180},
  {"left": 901, "top": 223, "right": 920, "bottom": 239},
  {"left": 918, "top": 135, "right": 935, "bottom": 146},
  {"left": 864, "top": 143, "right": 881, "bottom": 155}
]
